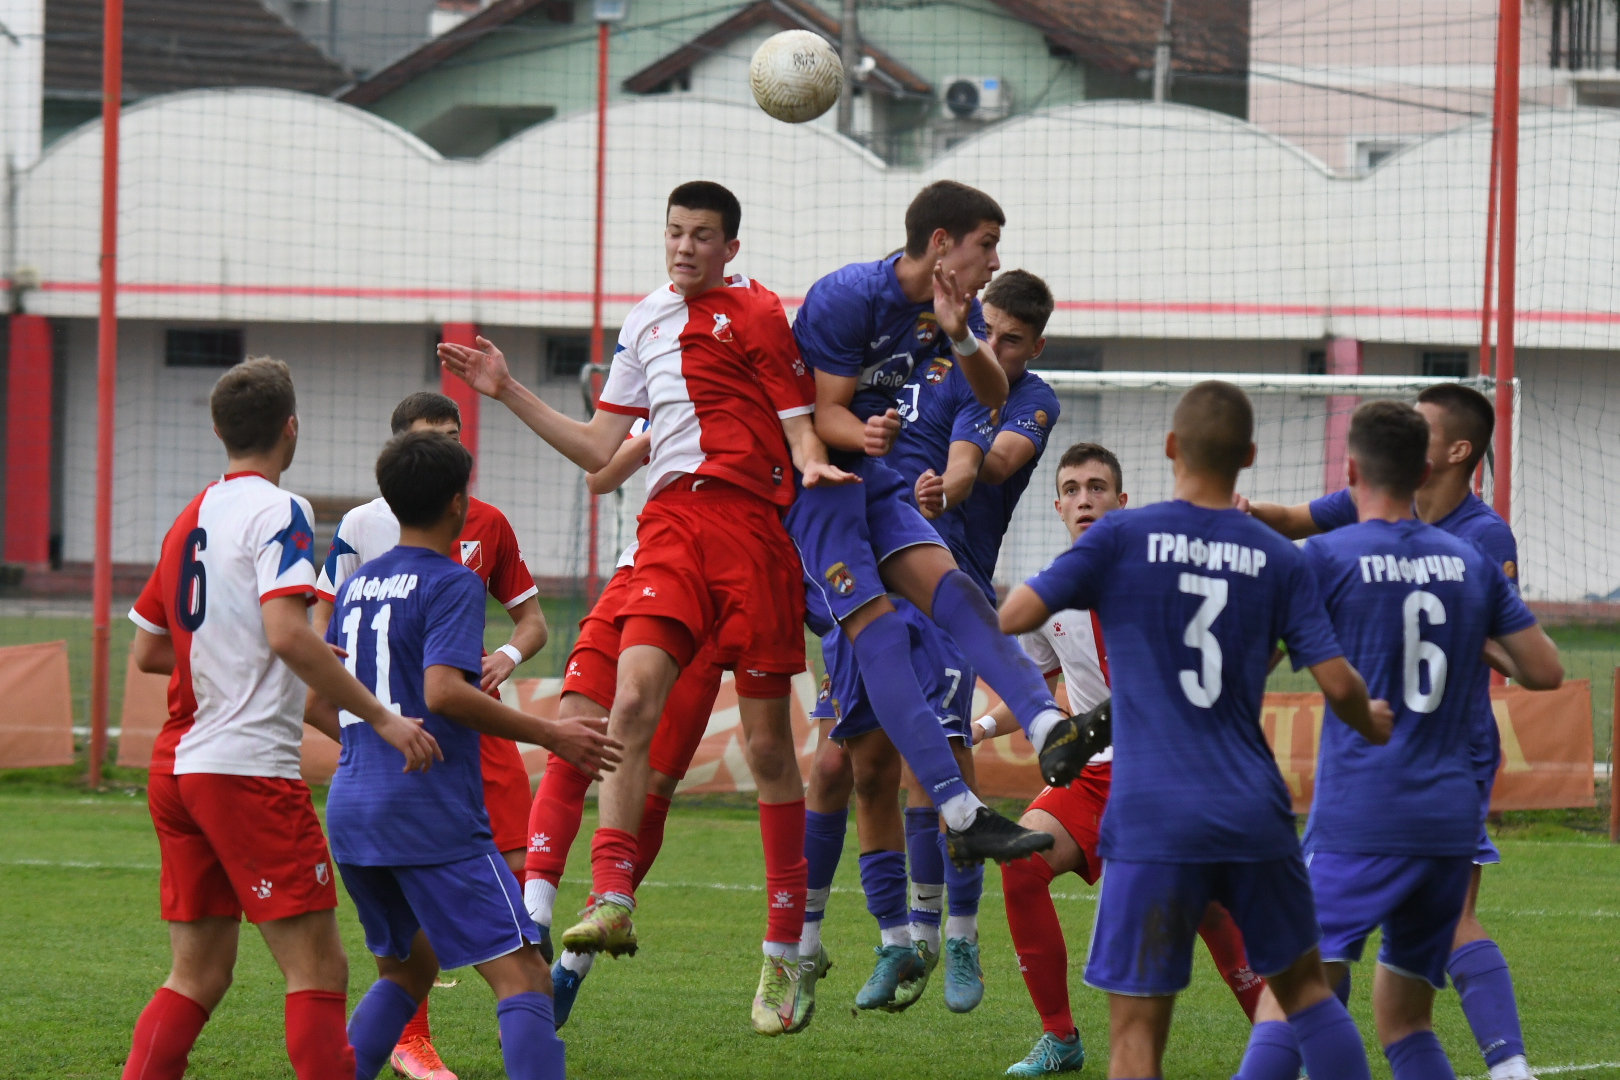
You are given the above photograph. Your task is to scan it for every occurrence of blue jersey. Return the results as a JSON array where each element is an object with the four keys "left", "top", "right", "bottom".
[
  {"left": 886, "top": 357, "right": 994, "bottom": 565},
  {"left": 956, "top": 371, "right": 1061, "bottom": 598},
  {"left": 792, "top": 254, "right": 987, "bottom": 428},
  {"left": 324, "top": 545, "right": 493, "bottom": 867},
  {"left": 1025, "top": 501, "right": 1342, "bottom": 862},
  {"left": 1310, "top": 489, "right": 1519, "bottom": 771},
  {"left": 1301, "top": 519, "right": 1536, "bottom": 857}
]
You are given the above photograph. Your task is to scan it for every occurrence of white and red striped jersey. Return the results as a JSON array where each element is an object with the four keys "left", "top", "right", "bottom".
[
  {"left": 1020, "top": 609, "right": 1112, "bottom": 765},
  {"left": 596, "top": 275, "right": 815, "bottom": 507},
  {"left": 130, "top": 473, "right": 320, "bottom": 778}
]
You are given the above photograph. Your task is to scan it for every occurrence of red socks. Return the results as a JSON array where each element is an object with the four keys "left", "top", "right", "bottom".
[
  {"left": 524, "top": 754, "right": 594, "bottom": 885},
  {"left": 123, "top": 987, "right": 210, "bottom": 1080},
  {"left": 396, "top": 996, "right": 431, "bottom": 1045},
  {"left": 591, "top": 827, "right": 640, "bottom": 901},
  {"left": 759, "top": 798, "right": 808, "bottom": 946},
  {"left": 632, "top": 793, "right": 674, "bottom": 890},
  {"left": 1002, "top": 855, "right": 1076, "bottom": 1039},
  {"left": 1198, "top": 902, "right": 1265, "bottom": 1020},
  {"left": 284, "top": 990, "right": 355, "bottom": 1080}
]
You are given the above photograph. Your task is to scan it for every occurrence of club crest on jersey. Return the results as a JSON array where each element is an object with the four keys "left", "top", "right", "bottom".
[
  {"left": 924, "top": 358, "right": 952, "bottom": 384},
  {"left": 914, "top": 314, "right": 940, "bottom": 344},
  {"left": 459, "top": 539, "right": 483, "bottom": 572},
  {"left": 712, "top": 312, "right": 735, "bottom": 343},
  {"left": 817, "top": 674, "right": 832, "bottom": 703},
  {"left": 824, "top": 562, "right": 856, "bottom": 596},
  {"left": 314, "top": 862, "right": 329, "bottom": 885}
]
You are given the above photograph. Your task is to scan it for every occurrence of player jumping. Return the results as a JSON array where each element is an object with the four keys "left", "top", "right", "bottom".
[
  {"left": 788, "top": 181, "right": 1068, "bottom": 875},
  {"left": 979, "top": 442, "right": 1263, "bottom": 1076},
  {"left": 1001, "top": 381, "right": 1393, "bottom": 1080},
  {"left": 1232, "top": 400, "right": 1561, "bottom": 1080},
  {"left": 313, "top": 391, "right": 547, "bottom": 1080},
  {"left": 309, "top": 431, "right": 620, "bottom": 1080},
  {"left": 440, "top": 181, "right": 852, "bottom": 1035},
  {"left": 1240, "top": 383, "right": 1540, "bottom": 1080},
  {"left": 123, "top": 358, "right": 440, "bottom": 1080}
]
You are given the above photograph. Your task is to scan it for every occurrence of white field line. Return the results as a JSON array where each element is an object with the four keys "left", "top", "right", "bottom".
[
  {"left": 4, "top": 857, "right": 158, "bottom": 871},
  {"left": 1459, "top": 1065, "right": 1620, "bottom": 1079}
]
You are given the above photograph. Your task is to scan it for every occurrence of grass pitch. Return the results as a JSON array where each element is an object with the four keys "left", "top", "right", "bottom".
[{"left": 2, "top": 780, "right": 1616, "bottom": 1079}]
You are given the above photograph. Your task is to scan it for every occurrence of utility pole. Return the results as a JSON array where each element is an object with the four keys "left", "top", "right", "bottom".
[
  {"left": 837, "top": 0, "right": 859, "bottom": 135},
  {"left": 1152, "top": 0, "right": 1173, "bottom": 104}
]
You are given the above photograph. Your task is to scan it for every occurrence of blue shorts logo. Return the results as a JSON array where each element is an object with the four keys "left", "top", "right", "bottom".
[{"left": 824, "top": 562, "right": 856, "bottom": 596}]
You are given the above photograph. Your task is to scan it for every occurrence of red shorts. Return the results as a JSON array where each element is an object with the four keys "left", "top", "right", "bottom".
[
  {"left": 480, "top": 735, "right": 532, "bottom": 853},
  {"left": 618, "top": 478, "right": 805, "bottom": 677},
  {"left": 1027, "top": 761, "right": 1112, "bottom": 885},
  {"left": 562, "top": 567, "right": 635, "bottom": 709},
  {"left": 148, "top": 771, "right": 338, "bottom": 924}
]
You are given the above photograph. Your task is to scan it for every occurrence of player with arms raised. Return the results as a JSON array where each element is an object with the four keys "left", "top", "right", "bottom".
[
  {"left": 1241, "top": 384, "right": 1537, "bottom": 1080},
  {"left": 122, "top": 358, "right": 439, "bottom": 1080},
  {"left": 1000, "top": 381, "right": 1392, "bottom": 1080},
  {"left": 440, "top": 181, "right": 850, "bottom": 1035},
  {"left": 1233, "top": 401, "right": 1561, "bottom": 1080},
  {"left": 314, "top": 391, "right": 547, "bottom": 1080}
]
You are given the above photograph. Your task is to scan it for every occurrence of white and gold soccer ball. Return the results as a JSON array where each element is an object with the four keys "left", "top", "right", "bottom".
[{"left": 749, "top": 29, "right": 844, "bottom": 124}]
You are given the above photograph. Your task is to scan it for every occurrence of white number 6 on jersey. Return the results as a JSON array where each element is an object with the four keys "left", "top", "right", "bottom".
[
  {"left": 1403, "top": 590, "right": 1448, "bottom": 713},
  {"left": 1178, "top": 573, "right": 1228, "bottom": 708}
]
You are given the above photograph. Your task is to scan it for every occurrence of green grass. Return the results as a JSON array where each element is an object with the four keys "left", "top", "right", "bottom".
[{"left": 2, "top": 780, "right": 1617, "bottom": 1079}]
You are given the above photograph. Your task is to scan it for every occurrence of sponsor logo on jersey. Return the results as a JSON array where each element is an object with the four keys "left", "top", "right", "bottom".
[
  {"left": 824, "top": 562, "right": 856, "bottom": 596},
  {"left": 642, "top": 586, "right": 657, "bottom": 597},
  {"left": 914, "top": 314, "right": 940, "bottom": 344},
  {"left": 712, "top": 312, "right": 735, "bottom": 343},
  {"left": 1051, "top": 621, "right": 1066, "bottom": 637},
  {"left": 1034, "top": 410, "right": 1050, "bottom": 426},
  {"left": 772, "top": 465, "right": 784, "bottom": 485},
  {"left": 460, "top": 539, "right": 483, "bottom": 572},
  {"left": 315, "top": 862, "right": 329, "bottom": 885},
  {"left": 924, "top": 357, "right": 952, "bottom": 384},
  {"left": 1503, "top": 560, "right": 1517, "bottom": 579},
  {"left": 1145, "top": 533, "right": 1269, "bottom": 578},
  {"left": 793, "top": 356, "right": 807, "bottom": 376},
  {"left": 870, "top": 334, "right": 891, "bottom": 349}
]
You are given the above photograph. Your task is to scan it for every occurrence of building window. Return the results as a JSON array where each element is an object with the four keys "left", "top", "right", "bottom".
[
  {"left": 1422, "top": 351, "right": 1470, "bottom": 379},
  {"left": 1034, "top": 341, "right": 1102, "bottom": 370},
  {"left": 165, "top": 328, "right": 244, "bottom": 368},
  {"left": 546, "top": 334, "right": 592, "bottom": 377},
  {"left": 1305, "top": 349, "right": 1327, "bottom": 375}
]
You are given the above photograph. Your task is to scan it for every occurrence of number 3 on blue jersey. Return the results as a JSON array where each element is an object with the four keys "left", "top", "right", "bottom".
[
  {"left": 1178, "top": 573, "right": 1228, "bottom": 708},
  {"left": 1403, "top": 591, "right": 1448, "bottom": 713}
]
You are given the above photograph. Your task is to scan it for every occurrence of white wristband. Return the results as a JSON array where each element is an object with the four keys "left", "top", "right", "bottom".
[
  {"left": 496, "top": 643, "right": 524, "bottom": 666},
  {"left": 974, "top": 715, "right": 998, "bottom": 740},
  {"left": 950, "top": 333, "right": 979, "bottom": 357}
]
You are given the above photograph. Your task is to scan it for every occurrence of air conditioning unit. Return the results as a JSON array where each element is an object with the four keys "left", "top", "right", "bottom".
[{"left": 940, "top": 76, "right": 1010, "bottom": 121}]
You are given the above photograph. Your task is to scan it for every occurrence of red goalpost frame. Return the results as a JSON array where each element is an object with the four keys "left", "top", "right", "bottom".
[{"left": 1491, "top": 0, "right": 1520, "bottom": 531}]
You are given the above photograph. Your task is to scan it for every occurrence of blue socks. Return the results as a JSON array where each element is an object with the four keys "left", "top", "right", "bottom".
[
  {"left": 348, "top": 978, "right": 419, "bottom": 1080},
  {"left": 1234, "top": 1020, "right": 1301, "bottom": 1080},
  {"left": 851, "top": 611, "right": 969, "bottom": 805},
  {"left": 803, "top": 808, "right": 847, "bottom": 929},
  {"left": 1385, "top": 1030, "right": 1456, "bottom": 1080},
  {"left": 1287, "top": 996, "right": 1371, "bottom": 1080},
  {"left": 905, "top": 807, "right": 944, "bottom": 933},
  {"left": 930, "top": 570, "right": 1057, "bottom": 735},
  {"left": 496, "top": 992, "right": 565, "bottom": 1080},
  {"left": 939, "top": 830, "right": 983, "bottom": 917},
  {"left": 859, "top": 849, "right": 910, "bottom": 931},
  {"left": 1448, "top": 939, "right": 1526, "bottom": 1067}
]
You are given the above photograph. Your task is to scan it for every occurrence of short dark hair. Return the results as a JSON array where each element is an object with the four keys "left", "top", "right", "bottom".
[
  {"left": 391, "top": 391, "right": 461, "bottom": 435},
  {"left": 1055, "top": 442, "right": 1123, "bottom": 494},
  {"left": 1417, "top": 382, "right": 1495, "bottom": 471},
  {"left": 211, "top": 357, "right": 296, "bottom": 455},
  {"left": 376, "top": 431, "right": 473, "bottom": 528},
  {"left": 1348, "top": 400, "right": 1430, "bottom": 497},
  {"left": 668, "top": 180, "right": 742, "bottom": 240},
  {"left": 983, "top": 270, "right": 1054, "bottom": 337},
  {"left": 904, "top": 181, "right": 1005, "bottom": 257},
  {"left": 1172, "top": 381, "right": 1254, "bottom": 478}
]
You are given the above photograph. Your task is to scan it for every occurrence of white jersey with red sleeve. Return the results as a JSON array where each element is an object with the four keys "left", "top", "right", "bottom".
[
  {"left": 1019, "top": 609, "right": 1112, "bottom": 765},
  {"left": 129, "top": 473, "right": 319, "bottom": 779},
  {"left": 316, "top": 495, "right": 537, "bottom": 608},
  {"left": 596, "top": 275, "right": 815, "bottom": 508}
]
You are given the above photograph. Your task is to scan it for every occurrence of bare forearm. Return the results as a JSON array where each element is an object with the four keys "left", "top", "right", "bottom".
[
  {"left": 504, "top": 600, "right": 547, "bottom": 659},
  {"left": 587, "top": 433, "right": 652, "bottom": 495},
  {"left": 783, "top": 414, "right": 830, "bottom": 473},
  {"left": 304, "top": 689, "right": 342, "bottom": 743},
  {"left": 276, "top": 630, "right": 393, "bottom": 725},
  {"left": 999, "top": 584, "right": 1051, "bottom": 635},
  {"left": 496, "top": 377, "right": 618, "bottom": 472},
  {"left": 956, "top": 344, "right": 1008, "bottom": 411},
  {"left": 1251, "top": 501, "right": 1320, "bottom": 541},
  {"left": 814, "top": 402, "right": 868, "bottom": 454},
  {"left": 980, "top": 432, "right": 1037, "bottom": 486},
  {"left": 132, "top": 629, "right": 176, "bottom": 675},
  {"left": 429, "top": 677, "right": 557, "bottom": 744}
]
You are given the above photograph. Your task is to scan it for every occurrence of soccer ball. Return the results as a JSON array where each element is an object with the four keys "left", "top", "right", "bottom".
[{"left": 749, "top": 30, "right": 844, "bottom": 124}]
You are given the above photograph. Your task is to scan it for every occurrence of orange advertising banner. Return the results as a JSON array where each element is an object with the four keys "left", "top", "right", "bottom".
[{"left": 0, "top": 640, "right": 75, "bottom": 769}]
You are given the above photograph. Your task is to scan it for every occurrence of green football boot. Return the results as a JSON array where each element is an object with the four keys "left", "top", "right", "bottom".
[
  {"left": 559, "top": 898, "right": 637, "bottom": 957},
  {"left": 890, "top": 938, "right": 939, "bottom": 1010},
  {"left": 794, "top": 946, "right": 832, "bottom": 1028},
  {"left": 751, "top": 953, "right": 809, "bottom": 1036}
]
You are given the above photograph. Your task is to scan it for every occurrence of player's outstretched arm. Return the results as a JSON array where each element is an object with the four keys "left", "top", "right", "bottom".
[
  {"left": 1486, "top": 626, "right": 1564, "bottom": 690},
  {"left": 587, "top": 432, "right": 652, "bottom": 496},
  {"left": 481, "top": 596, "right": 548, "bottom": 693},
  {"left": 424, "top": 665, "right": 624, "bottom": 780},
  {"left": 782, "top": 414, "right": 860, "bottom": 487},
  {"left": 932, "top": 265, "right": 1008, "bottom": 411},
  {"left": 1234, "top": 494, "right": 1321, "bottom": 541},
  {"left": 304, "top": 688, "right": 343, "bottom": 744},
  {"left": 812, "top": 370, "right": 898, "bottom": 457},
  {"left": 978, "top": 430, "right": 1038, "bottom": 487},
  {"left": 1309, "top": 656, "right": 1393, "bottom": 745},
  {"left": 999, "top": 584, "right": 1051, "bottom": 635},
  {"left": 262, "top": 596, "right": 442, "bottom": 771},
  {"left": 132, "top": 627, "right": 176, "bottom": 676},
  {"left": 439, "top": 335, "right": 632, "bottom": 472}
]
